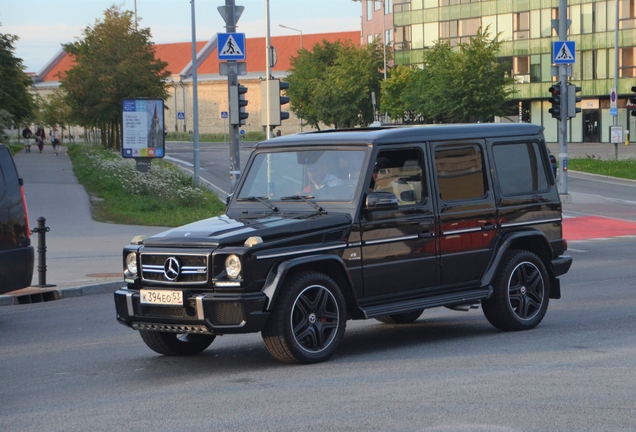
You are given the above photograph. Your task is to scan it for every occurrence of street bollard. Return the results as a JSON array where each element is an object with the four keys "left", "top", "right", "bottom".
[{"left": 31, "top": 217, "right": 55, "bottom": 287}]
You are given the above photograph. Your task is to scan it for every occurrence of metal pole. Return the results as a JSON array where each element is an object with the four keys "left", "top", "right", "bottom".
[
  {"left": 190, "top": 0, "right": 200, "bottom": 185},
  {"left": 181, "top": 81, "right": 187, "bottom": 132},
  {"left": 279, "top": 24, "right": 303, "bottom": 132},
  {"left": 226, "top": 0, "right": 241, "bottom": 192},
  {"left": 614, "top": 0, "right": 620, "bottom": 160},
  {"left": 381, "top": 0, "right": 386, "bottom": 81},
  {"left": 558, "top": 0, "right": 568, "bottom": 195},
  {"left": 173, "top": 81, "right": 177, "bottom": 131},
  {"left": 265, "top": 0, "right": 272, "bottom": 139}
]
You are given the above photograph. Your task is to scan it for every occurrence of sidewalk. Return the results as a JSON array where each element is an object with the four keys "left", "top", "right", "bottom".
[{"left": 0, "top": 145, "right": 165, "bottom": 306}]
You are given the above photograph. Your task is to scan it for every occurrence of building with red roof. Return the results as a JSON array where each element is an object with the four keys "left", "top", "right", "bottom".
[{"left": 34, "top": 31, "right": 360, "bottom": 136}]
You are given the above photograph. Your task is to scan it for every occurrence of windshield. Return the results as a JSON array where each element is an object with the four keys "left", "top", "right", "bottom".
[{"left": 237, "top": 149, "right": 366, "bottom": 202}]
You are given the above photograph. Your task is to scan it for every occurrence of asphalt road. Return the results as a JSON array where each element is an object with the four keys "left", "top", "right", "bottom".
[
  {"left": 1, "top": 235, "right": 634, "bottom": 431},
  {"left": 1, "top": 141, "right": 635, "bottom": 431}
]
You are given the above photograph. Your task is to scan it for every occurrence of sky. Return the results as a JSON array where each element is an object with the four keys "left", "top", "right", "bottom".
[{"left": 1, "top": 0, "right": 363, "bottom": 74}]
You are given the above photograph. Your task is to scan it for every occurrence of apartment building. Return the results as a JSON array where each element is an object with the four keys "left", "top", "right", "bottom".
[{"left": 359, "top": 0, "right": 636, "bottom": 143}]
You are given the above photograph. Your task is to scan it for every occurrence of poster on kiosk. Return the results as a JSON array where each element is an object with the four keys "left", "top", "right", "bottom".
[{"left": 121, "top": 99, "right": 165, "bottom": 158}]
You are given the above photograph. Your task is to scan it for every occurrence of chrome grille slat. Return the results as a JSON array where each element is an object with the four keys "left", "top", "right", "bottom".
[{"left": 140, "top": 253, "right": 210, "bottom": 285}]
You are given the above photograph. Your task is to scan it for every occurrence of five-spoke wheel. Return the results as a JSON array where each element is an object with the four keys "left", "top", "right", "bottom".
[
  {"left": 262, "top": 271, "right": 346, "bottom": 364},
  {"left": 482, "top": 250, "right": 550, "bottom": 331}
]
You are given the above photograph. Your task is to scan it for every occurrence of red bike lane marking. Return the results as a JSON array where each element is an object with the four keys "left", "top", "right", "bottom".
[{"left": 563, "top": 216, "right": 636, "bottom": 241}]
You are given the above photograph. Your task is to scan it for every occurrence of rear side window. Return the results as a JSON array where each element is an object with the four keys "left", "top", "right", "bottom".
[
  {"left": 493, "top": 142, "right": 549, "bottom": 196},
  {"left": 435, "top": 145, "right": 486, "bottom": 202}
]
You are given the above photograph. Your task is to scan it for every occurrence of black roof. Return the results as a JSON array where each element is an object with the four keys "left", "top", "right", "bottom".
[{"left": 255, "top": 123, "right": 545, "bottom": 149}]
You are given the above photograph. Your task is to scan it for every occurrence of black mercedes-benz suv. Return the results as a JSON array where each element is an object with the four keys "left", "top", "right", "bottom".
[
  {"left": 0, "top": 144, "right": 33, "bottom": 293},
  {"left": 115, "top": 123, "right": 572, "bottom": 364}
]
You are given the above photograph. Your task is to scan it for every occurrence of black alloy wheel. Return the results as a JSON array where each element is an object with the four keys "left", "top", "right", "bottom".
[
  {"left": 262, "top": 271, "right": 346, "bottom": 364},
  {"left": 482, "top": 250, "right": 550, "bottom": 331}
]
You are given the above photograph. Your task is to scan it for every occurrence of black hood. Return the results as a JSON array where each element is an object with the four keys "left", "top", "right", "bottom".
[{"left": 142, "top": 212, "right": 352, "bottom": 248}]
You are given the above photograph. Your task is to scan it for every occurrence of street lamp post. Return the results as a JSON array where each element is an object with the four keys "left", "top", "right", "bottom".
[
  {"left": 279, "top": 24, "right": 302, "bottom": 51},
  {"left": 279, "top": 24, "right": 303, "bottom": 132}
]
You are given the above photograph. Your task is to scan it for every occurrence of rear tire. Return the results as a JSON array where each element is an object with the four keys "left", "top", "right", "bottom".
[
  {"left": 482, "top": 250, "right": 549, "bottom": 331},
  {"left": 139, "top": 330, "right": 215, "bottom": 356},
  {"left": 262, "top": 271, "right": 346, "bottom": 364},
  {"left": 375, "top": 309, "right": 424, "bottom": 324}
]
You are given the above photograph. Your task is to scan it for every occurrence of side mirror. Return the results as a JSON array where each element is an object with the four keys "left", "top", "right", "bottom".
[
  {"left": 225, "top": 194, "right": 233, "bottom": 207},
  {"left": 365, "top": 191, "right": 399, "bottom": 212}
]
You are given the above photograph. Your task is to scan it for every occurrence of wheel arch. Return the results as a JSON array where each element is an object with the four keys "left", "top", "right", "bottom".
[
  {"left": 261, "top": 254, "right": 359, "bottom": 318},
  {"left": 482, "top": 231, "right": 554, "bottom": 289}
]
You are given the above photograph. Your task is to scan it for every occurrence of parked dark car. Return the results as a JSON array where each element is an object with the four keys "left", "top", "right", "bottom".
[
  {"left": 115, "top": 123, "right": 572, "bottom": 364},
  {"left": 0, "top": 144, "right": 34, "bottom": 293}
]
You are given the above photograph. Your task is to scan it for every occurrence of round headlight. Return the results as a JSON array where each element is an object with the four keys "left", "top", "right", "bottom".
[
  {"left": 125, "top": 252, "right": 137, "bottom": 278},
  {"left": 225, "top": 254, "right": 241, "bottom": 279}
]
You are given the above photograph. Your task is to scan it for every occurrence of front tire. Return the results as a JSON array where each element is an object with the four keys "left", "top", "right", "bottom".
[
  {"left": 262, "top": 271, "right": 346, "bottom": 364},
  {"left": 482, "top": 250, "right": 549, "bottom": 331},
  {"left": 139, "top": 330, "right": 215, "bottom": 356},
  {"left": 375, "top": 309, "right": 424, "bottom": 324}
]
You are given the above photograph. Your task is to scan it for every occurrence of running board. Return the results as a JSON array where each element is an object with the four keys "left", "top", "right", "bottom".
[{"left": 360, "top": 288, "right": 492, "bottom": 319}]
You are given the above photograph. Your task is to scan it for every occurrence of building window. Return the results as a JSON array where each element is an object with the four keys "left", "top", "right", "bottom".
[
  {"left": 620, "top": 0, "right": 636, "bottom": 28},
  {"left": 395, "top": 25, "right": 411, "bottom": 51},
  {"left": 514, "top": 12, "right": 530, "bottom": 40},
  {"left": 367, "top": 1, "right": 373, "bottom": 21},
  {"left": 621, "top": 47, "right": 636, "bottom": 77},
  {"left": 440, "top": 18, "right": 480, "bottom": 45},
  {"left": 581, "top": 50, "right": 594, "bottom": 80},
  {"left": 385, "top": 0, "right": 392, "bottom": 14},
  {"left": 596, "top": 49, "right": 608, "bottom": 79},
  {"left": 595, "top": 1, "right": 608, "bottom": 32},
  {"left": 393, "top": 0, "right": 410, "bottom": 13},
  {"left": 514, "top": 56, "right": 530, "bottom": 77}
]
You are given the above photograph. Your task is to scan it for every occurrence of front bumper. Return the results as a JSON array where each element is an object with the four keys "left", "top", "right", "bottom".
[{"left": 114, "top": 289, "right": 269, "bottom": 335}]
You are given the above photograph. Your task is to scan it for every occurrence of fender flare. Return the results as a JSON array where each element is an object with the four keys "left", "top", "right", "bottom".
[
  {"left": 481, "top": 230, "right": 553, "bottom": 287},
  {"left": 261, "top": 254, "right": 354, "bottom": 311}
]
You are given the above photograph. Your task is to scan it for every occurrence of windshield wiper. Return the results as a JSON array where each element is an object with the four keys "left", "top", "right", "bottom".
[
  {"left": 280, "top": 195, "right": 326, "bottom": 214},
  {"left": 236, "top": 196, "right": 279, "bottom": 211}
]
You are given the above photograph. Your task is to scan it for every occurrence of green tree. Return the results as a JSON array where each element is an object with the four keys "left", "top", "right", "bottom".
[
  {"left": 60, "top": 5, "right": 169, "bottom": 149},
  {"left": 287, "top": 39, "right": 385, "bottom": 129},
  {"left": 39, "top": 88, "right": 72, "bottom": 139},
  {"left": 382, "top": 27, "right": 514, "bottom": 124},
  {"left": 0, "top": 25, "right": 36, "bottom": 128},
  {"left": 380, "top": 65, "right": 422, "bottom": 123}
]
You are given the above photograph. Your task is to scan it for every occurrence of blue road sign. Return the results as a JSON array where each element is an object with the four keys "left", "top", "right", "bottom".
[
  {"left": 221, "top": 111, "right": 229, "bottom": 119},
  {"left": 177, "top": 111, "right": 185, "bottom": 120},
  {"left": 553, "top": 41, "right": 576, "bottom": 64},
  {"left": 240, "top": 129, "right": 245, "bottom": 135},
  {"left": 218, "top": 33, "right": 246, "bottom": 61}
]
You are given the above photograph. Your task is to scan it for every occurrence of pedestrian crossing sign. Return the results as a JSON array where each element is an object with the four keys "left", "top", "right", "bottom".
[
  {"left": 218, "top": 33, "right": 246, "bottom": 61},
  {"left": 553, "top": 41, "right": 576, "bottom": 65}
]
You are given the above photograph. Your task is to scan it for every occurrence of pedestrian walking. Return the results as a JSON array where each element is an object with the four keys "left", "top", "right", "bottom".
[
  {"left": 50, "top": 126, "right": 61, "bottom": 155},
  {"left": 22, "top": 126, "right": 32, "bottom": 153},
  {"left": 35, "top": 127, "right": 45, "bottom": 153}
]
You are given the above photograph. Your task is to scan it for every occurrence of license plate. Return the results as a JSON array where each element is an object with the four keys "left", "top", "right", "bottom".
[{"left": 140, "top": 289, "right": 183, "bottom": 306}]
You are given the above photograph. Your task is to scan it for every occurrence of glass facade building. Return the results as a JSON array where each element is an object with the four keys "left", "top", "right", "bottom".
[{"left": 362, "top": 0, "right": 636, "bottom": 143}]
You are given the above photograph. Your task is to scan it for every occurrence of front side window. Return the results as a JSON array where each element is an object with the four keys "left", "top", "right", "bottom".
[
  {"left": 237, "top": 150, "right": 366, "bottom": 203},
  {"left": 435, "top": 145, "right": 487, "bottom": 202},
  {"left": 371, "top": 149, "right": 426, "bottom": 206},
  {"left": 492, "top": 142, "right": 549, "bottom": 196}
]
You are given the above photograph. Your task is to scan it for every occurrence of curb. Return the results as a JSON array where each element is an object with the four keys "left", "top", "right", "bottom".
[{"left": 0, "top": 281, "right": 124, "bottom": 307}]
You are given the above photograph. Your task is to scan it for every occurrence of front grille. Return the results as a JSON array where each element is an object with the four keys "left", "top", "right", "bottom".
[
  {"left": 204, "top": 301, "right": 245, "bottom": 326},
  {"left": 140, "top": 253, "right": 209, "bottom": 284},
  {"left": 140, "top": 305, "right": 195, "bottom": 320}
]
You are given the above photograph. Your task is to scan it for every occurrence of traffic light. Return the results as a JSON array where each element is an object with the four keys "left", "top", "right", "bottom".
[
  {"left": 261, "top": 79, "right": 290, "bottom": 127},
  {"left": 630, "top": 86, "right": 636, "bottom": 117},
  {"left": 229, "top": 84, "right": 249, "bottom": 126},
  {"left": 567, "top": 84, "right": 582, "bottom": 118},
  {"left": 548, "top": 83, "right": 562, "bottom": 120}
]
